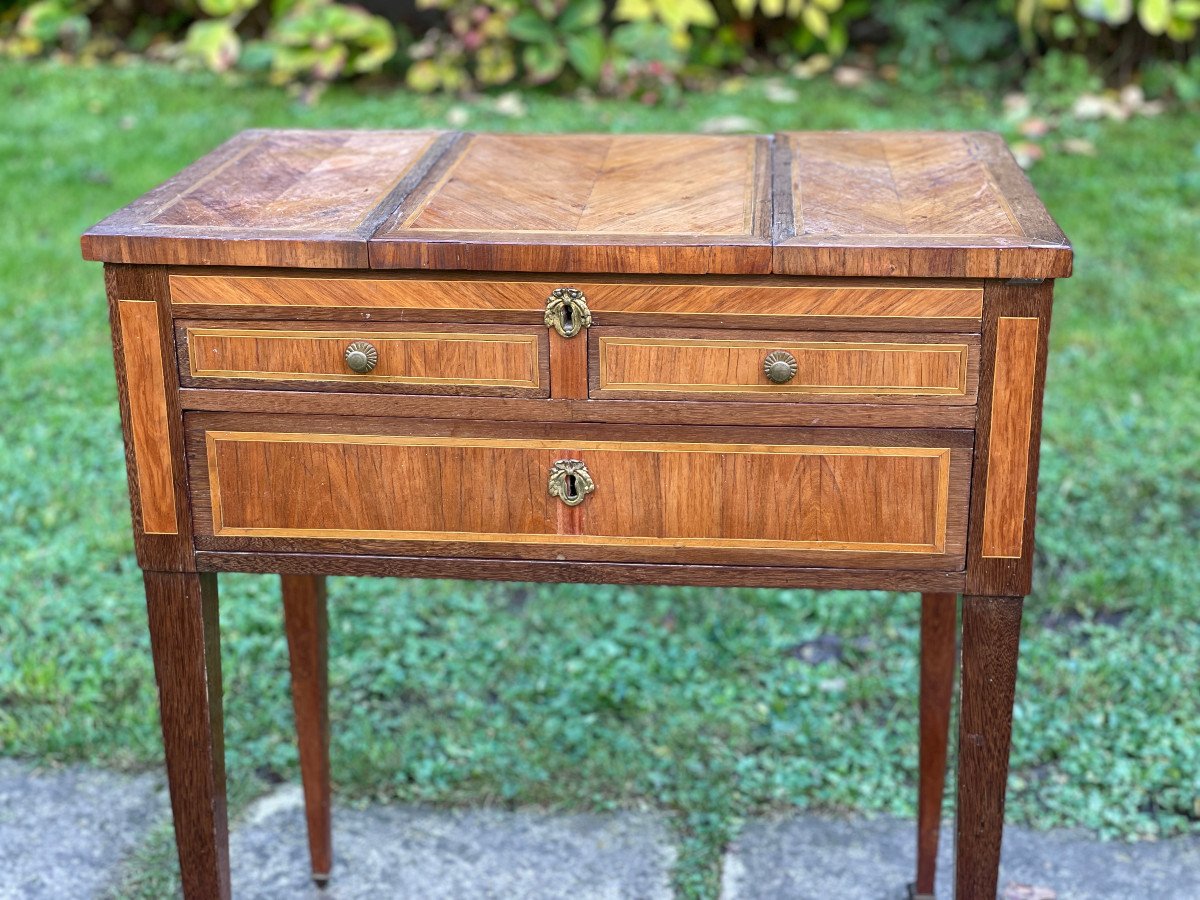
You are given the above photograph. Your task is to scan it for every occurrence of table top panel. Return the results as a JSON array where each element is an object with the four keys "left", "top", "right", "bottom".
[
  {"left": 81, "top": 129, "right": 445, "bottom": 269},
  {"left": 82, "top": 129, "right": 1070, "bottom": 278},
  {"left": 775, "top": 131, "right": 1072, "bottom": 278}
]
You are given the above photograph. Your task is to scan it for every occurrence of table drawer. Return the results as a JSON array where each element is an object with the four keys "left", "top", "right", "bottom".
[
  {"left": 176, "top": 322, "right": 548, "bottom": 396},
  {"left": 168, "top": 272, "right": 983, "bottom": 332},
  {"left": 590, "top": 328, "right": 978, "bottom": 404},
  {"left": 186, "top": 415, "right": 971, "bottom": 570}
]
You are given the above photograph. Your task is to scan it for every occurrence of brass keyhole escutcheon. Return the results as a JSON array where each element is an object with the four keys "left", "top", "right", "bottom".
[
  {"left": 544, "top": 287, "right": 592, "bottom": 339},
  {"left": 548, "top": 459, "right": 594, "bottom": 507},
  {"left": 344, "top": 340, "right": 378, "bottom": 374},
  {"left": 763, "top": 350, "right": 798, "bottom": 384}
]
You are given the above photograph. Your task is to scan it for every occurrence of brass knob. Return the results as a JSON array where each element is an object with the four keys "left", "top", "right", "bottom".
[
  {"left": 548, "top": 459, "right": 594, "bottom": 507},
  {"left": 344, "top": 341, "right": 378, "bottom": 374},
  {"left": 763, "top": 350, "right": 798, "bottom": 384},
  {"left": 544, "top": 287, "right": 592, "bottom": 339}
]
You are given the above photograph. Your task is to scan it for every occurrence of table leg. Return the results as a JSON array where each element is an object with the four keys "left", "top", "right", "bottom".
[
  {"left": 282, "top": 574, "right": 332, "bottom": 883},
  {"left": 954, "top": 594, "right": 1023, "bottom": 899},
  {"left": 144, "top": 570, "right": 231, "bottom": 900},
  {"left": 914, "top": 592, "right": 957, "bottom": 899}
]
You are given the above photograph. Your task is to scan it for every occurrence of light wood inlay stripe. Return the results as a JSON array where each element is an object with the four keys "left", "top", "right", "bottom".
[
  {"left": 598, "top": 337, "right": 969, "bottom": 396},
  {"left": 118, "top": 300, "right": 178, "bottom": 535},
  {"left": 204, "top": 431, "right": 952, "bottom": 554},
  {"left": 185, "top": 328, "right": 540, "bottom": 387},
  {"left": 982, "top": 317, "right": 1039, "bottom": 557},
  {"left": 168, "top": 275, "right": 984, "bottom": 321}
]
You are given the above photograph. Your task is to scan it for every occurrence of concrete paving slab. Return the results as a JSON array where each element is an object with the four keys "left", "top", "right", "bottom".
[
  {"left": 721, "top": 814, "right": 1200, "bottom": 900},
  {"left": 229, "top": 785, "right": 677, "bottom": 899},
  {"left": 0, "top": 759, "right": 166, "bottom": 900}
]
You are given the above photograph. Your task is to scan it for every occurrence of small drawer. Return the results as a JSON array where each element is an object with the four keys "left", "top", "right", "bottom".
[
  {"left": 589, "top": 328, "right": 979, "bottom": 404},
  {"left": 176, "top": 321, "right": 549, "bottom": 397},
  {"left": 168, "top": 273, "right": 983, "bottom": 333},
  {"left": 186, "top": 414, "right": 971, "bottom": 570}
]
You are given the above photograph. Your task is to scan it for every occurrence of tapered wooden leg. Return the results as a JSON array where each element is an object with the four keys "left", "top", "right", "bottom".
[
  {"left": 145, "top": 570, "right": 231, "bottom": 900},
  {"left": 955, "top": 595, "right": 1023, "bottom": 899},
  {"left": 913, "top": 592, "right": 957, "bottom": 899},
  {"left": 282, "top": 574, "right": 332, "bottom": 883}
]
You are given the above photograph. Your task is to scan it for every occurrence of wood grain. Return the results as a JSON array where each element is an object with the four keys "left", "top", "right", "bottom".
[
  {"left": 197, "top": 551, "right": 967, "bottom": 593},
  {"left": 167, "top": 272, "right": 984, "bottom": 332},
  {"left": 177, "top": 322, "right": 546, "bottom": 396},
  {"left": 591, "top": 329, "right": 977, "bottom": 403},
  {"left": 370, "top": 133, "right": 773, "bottom": 274},
  {"left": 966, "top": 280, "right": 1054, "bottom": 597},
  {"left": 955, "top": 594, "right": 1023, "bottom": 900},
  {"left": 916, "top": 592, "right": 957, "bottom": 898},
  {"left": 981, "top": 318, "right": 1039, "bottom": 557},
  {"left": 281, "top": 575, "right": 332, "bottom": 882},
  {"left": 774, "top": 131, "right": 1072, "bottom": 279},
  {"left": 549, "top": 330, "right": 588, "bottom": 399},
  {"left": 118, "top": 300, "right": 178, "bottom": 534},
  {"left": 106, "top": 265, "right": 196, "bottom": 571},
  {"left": 185, "top": 415, "right": 971, "bottom": 570},
  {"left": 83, "top": 130, "right": 450, "bottom": 268},
  {"left": 179, "top": 388, "right": 979, "bottom": 430},
  {"left": 144, "top": 570, "right": 229, "bottom": 900}
]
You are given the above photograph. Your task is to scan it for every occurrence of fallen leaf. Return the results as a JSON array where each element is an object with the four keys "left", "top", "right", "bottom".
[
  {"left": 700, "top": 115, "right": 762, "bottom": 134},
  {"left": 1010, "top": 140, "right": 1045, "bottom": 169},
  {"left": 764, "top": 81, "right": 798, "bottom": 104},
  {"left": 1061, "top": 137, "right": 1096, "bottom": 156},
  {"left": 1002, "top": 883, "right": 1057, "bottom": 900},
  {"left": 1003, "top": 92, "right": 1031, "bottom": 118},
  {"left": 832, "top": 65, "right": 869, "bottom": 88},
  {"left": 1019, "top": 117, "right": 1052, "bottom": 138},
  {"left": 494, "top": 91, "right": 527, "bottom": 118}
]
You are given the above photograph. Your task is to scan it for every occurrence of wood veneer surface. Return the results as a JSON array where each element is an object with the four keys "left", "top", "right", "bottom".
[
  {"left": 84, "top": 130, "right": 1072, "bottom": 279},
  {"left": 774, "top": 131, "right": 1072, "bottom": 279}
]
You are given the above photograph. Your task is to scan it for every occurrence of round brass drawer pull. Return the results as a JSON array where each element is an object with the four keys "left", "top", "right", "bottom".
[
  {"left": 344, "top": 341, "right": 378, "bottom": 374},
  {"left": 763, "top": 350, "right": 798, "bottom": 384},
  {"left": 548, "top": 459, "right": 594, "bottom": 507}
]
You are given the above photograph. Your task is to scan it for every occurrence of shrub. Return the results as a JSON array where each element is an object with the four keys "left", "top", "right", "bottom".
[{"left": 0, "top": 0, "right": 1195, "bottom": 94}]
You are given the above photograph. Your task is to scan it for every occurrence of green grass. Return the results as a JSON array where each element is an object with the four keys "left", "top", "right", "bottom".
[{"left": 1, "top": 60, "right": 1198, "bottom": 898}]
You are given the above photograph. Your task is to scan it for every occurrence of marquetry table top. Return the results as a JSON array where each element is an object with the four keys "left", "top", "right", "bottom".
[{"left": 81, "top": 129, "right": 1071, "bottom": 279}]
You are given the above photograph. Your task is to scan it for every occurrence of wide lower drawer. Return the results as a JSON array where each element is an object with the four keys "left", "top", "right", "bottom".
[
  {"left": 186, "top": 415, "right": 971, "bottom": 569},
  {"left": 175, "top": 321, "right": 548, "bottom": 396},
  {"left": 590, "top": 328, "right": 979, "bottom": 404}
]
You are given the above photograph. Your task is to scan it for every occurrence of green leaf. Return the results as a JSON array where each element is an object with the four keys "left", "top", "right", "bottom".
[
  {"left": 1138, "top": 0, "right": 1172, "bottom": 33},
  {"left": 198, "top": 0, "right": 258, "bottom": 17},
  {"left": 522, "top": 40, "right": 567, "bottom": 83},
  {"left": 801, "top": 4, "right": 829, "bottom": 37},
  {"left": 185, "top": 18, "right": 242, "bottom": 73},
  {"left": 508, "top": 10, "right": 557, "bottom": 44},
  {"left": 560, "top": 0, "right": 605, "bottom": 32},
  {"left": 565, "top": 29, "right": 606, "bottom": 82}
]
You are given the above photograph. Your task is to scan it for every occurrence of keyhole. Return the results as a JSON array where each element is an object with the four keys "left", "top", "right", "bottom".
[
  {"left": 561, "top": 303, "right": 575, "bottom": 335},
  {"left": 565, "top": 473, "right": 579, "bottom": 502}
]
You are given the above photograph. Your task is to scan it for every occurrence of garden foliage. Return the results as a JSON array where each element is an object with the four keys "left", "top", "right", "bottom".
[{"left": 1, "top": 0, "right": 1195, "bottom": 93}]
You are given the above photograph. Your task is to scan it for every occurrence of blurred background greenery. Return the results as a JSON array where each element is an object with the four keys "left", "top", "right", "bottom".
[
  {"left": 0, "top": 3, "right": 1197, "bottom": 898},
  {"left": 2, "top": 0, "right": 1199, "bottom": 101}
]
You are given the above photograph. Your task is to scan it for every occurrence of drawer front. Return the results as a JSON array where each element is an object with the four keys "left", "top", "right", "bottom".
[
  {"left": 168, "top": 273, "right": 983, "bottom": 332},
  {"left": 187, "top": 415, "right": 970, "bottom": 569},
  {"left": 176, "top": 322, "right": 548, "bottom": 396},
  {"left": 590, "top": 329, "right": 978, "bottom": 404}
]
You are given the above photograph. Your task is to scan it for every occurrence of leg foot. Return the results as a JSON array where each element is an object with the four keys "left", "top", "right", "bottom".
[{"left": 283, "top": 574, "right": 333, "bottom": 883}]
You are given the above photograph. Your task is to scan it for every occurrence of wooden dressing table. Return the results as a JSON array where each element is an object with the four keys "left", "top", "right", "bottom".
[{"left": 82, "top": 129, "right": 1071, "bottom": 899}]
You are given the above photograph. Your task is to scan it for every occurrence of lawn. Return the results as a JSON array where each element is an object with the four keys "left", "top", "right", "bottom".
[{"left": 0, "top": 60, "right": 1197, "bottom": 898}]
